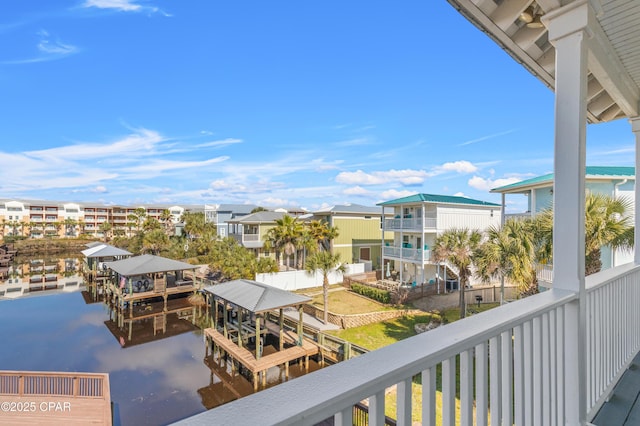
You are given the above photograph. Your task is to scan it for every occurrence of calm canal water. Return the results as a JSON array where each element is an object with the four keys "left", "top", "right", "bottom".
[
  {"left": 0, "top": 291, "right": 212, "bottom": 425},
  {"left": 0, "top": 255, "right": 322, "bottom": 425}
]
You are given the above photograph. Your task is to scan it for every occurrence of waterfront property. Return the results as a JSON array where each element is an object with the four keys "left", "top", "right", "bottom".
[
  {"left": 378, "top": 193, "right": 501, "bottom": 288},
  {"left": 175, "top": 1, "right": 640, "bottom": 425},
  {"left": 0, "top": 199, "right": 202, "bottom": 239},
  {"left": 203, "top": 280, "right": 319, "bottom": 391},
  {"left": 82, "top": 242, "right": 132, "bottom": 289},
  {"left": 104, "top": 254, "right": 199, "bottom": 326}
]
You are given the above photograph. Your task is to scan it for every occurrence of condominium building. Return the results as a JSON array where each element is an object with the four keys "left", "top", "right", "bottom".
[{"left": 0, "top": 199, "right": 202, "bottom": 239}]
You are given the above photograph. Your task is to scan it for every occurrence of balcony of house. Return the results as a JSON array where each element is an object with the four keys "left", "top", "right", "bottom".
[
  {"left": 185, "top": 263, "right": 640, "bottom": 425},
  {"left": 384, "top": 215, "right": 437, "bottom": 232},
  {"left": 382, "top": 243, "right": 432, "bottom": 264}
]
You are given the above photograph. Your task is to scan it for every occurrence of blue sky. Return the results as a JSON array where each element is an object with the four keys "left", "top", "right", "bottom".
[{"left": 0, "top": 1, "right": 635, "bottom": 213}]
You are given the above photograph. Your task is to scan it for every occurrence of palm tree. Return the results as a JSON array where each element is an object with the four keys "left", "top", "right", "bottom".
[
  {"left": 584, "top": 193, "right": 633, "bottom": 275},
  {"left": 305, "top": 251, "right": 346, "bottom": 324},
  {"left": 265, "top": 215, "right": 303, "bottom": 269},
  {"left": 433, "top": 228, "right": 482, "bottom": 319},
  {"left": 98, "top": 221, "right": 113, "bottom": 242},
  {"left": 475, "top": 218, "right": 538, "bottom": 302},
  {"left": 127, "top": 208, "right": 147, "bottom": 233},
  {"left": 306, "top": 220, "right": 339, "bottom": 252},
  {"left": 63, "top": 218, "right": 77, "bottom": 238},
  {"left": 142, "top": 228, "right": 170, "bottom": 255},
  {"left": 159, "top": 209, "right": 175, "bottom": 236},
  {"left": 532, "top": 193, "right": 634, "bottom": 276}
]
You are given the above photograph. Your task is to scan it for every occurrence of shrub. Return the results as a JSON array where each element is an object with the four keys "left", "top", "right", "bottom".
[{"left": 350, "top": 283, "right": 391, "bottom": 304}]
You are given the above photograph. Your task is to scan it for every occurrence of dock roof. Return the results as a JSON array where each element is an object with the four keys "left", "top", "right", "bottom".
[
  {"left": 106, "top": 254, "right": 196, "bottom": 276},
  {"left": 203, "top": 280, "right": 311, "bottom": 313},
  {"left": 81, "top": 244, "right": 132, "bottom": 258}
]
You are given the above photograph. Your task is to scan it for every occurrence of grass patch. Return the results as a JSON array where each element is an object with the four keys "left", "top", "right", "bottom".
[
  {"left": 326, "top": 301, "right": 500, "bottom": 422},
  {"left": 309, "top": 290, "right": 396, "bottom": 315},
  {"left": 327, "top": 313, "right": 436, "bottom": 350}
]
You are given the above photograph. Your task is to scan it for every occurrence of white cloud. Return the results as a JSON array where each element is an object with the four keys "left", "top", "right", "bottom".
[
  {"left": 120, "top": 156, "right": 229, "bottom": 175},
  {"left": 343, "top": 186, "right": 370, "bottom": 196},
  {"left": 195, "top": 138, "right": 242, "bottom": 148},
  {"left": 26, "top": 128, "right": 165, "bottom": 160},
  {"left": 93, "top": 185, "right": 108, "bottom": 193},
  {"left": 430, "top": 160, "right": 478, "bottom": 176},
  {"left": 83, "top": 0, "right": 142, "bottom": 12},
  {"left": 82, "top": 0, "right": 171, "bottom": 16},
  {"left": 457, "top": 129, "right": 517, "bottom": 146},
  {"left": 258, "top": 197, "right": 297, "bottom": 207},
  {"left": 468, "top": 175, "right": 522, "bottom": 191},
  {"left": 209, "top": 180, "right": 233, "bottom": 190},
  {"left": 38, "top": 39, "right": 77, "bottom": 55},
  {"left": 3, "top": 30, "right": 79, "bottom": 65},
  {"left": 454, "top": 191, "right": 465, "bottom": 197},
  {"left": 336, "top": 169, "right": 429, "bottom": 186},
  {"left": 379, "top": 189, "right": 416, "bottom": 200}
]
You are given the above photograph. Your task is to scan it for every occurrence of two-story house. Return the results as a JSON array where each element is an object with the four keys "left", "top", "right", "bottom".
[
  {"left": 310, "top": 204, "right": 393, "bottom": 271},
  {"left": 378, "top": 193, "right": 501, "bottom": 287},
  {"left": 204, "top": 204, "right": 258, "bottom": 239}
]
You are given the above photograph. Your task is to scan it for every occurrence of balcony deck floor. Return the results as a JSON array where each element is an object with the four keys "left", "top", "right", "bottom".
[{"left": 593, "top": 351, "right": 640, "bottom": 425}]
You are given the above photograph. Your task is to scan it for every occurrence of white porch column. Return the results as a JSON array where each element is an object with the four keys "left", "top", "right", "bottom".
[
  {"left": 544, "top": 2, "right": 591, "bottom": 424},
  {"left": 631, "top": 117, "right": 640, "bottom": 265}
]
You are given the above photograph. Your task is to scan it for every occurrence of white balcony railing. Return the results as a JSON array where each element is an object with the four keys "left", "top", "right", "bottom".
[
  {"left": 242, "top": 234, "right": 260, "bottom": 242},
  {"left": 383, "top": 245, "right": 432, "bottom": 262},
  {"left": 536, "top": 264, "right": 554, "bottom": 285},
  {"left": 384, "top": 216, "right": 437, "bottom": 231},
  {"left": 179, "top": 263, "right": 640, "bottom": 425}
]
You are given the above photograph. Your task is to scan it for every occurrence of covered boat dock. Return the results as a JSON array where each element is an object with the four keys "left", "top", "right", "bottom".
[
  {"left": 203, "top": 279, "right": 319, "bottom": 391},
  {"left": 104, "top": 254, "right": 199, "bottom": 325}
]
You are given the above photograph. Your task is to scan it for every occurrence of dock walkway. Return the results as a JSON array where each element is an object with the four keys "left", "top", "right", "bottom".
[{"left": 204, "top": 327, "right": 318, "bottom": 390}]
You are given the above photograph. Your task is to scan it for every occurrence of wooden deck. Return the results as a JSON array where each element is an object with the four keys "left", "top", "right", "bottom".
[
  {"left": 204, "top": 328, "right": 319, "bottom": 382},
  {"left": 0, "top": 370, "right": 111, "bottom": 425}
]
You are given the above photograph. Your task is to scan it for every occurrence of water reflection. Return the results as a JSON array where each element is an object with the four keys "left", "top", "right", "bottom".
[
  {"left": 0, "top": 255, "right": 84, "bottom": 299},
  {"left": 0, "top": 254, "right": 329, "bottom": 425}
]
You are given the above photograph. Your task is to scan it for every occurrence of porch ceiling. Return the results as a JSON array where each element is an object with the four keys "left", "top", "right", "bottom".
[{"left": 447, "top": 0, "right": 640, "bottom": 123}]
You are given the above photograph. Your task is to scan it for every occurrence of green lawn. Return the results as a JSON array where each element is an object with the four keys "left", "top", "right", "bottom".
[
  {"left": 309, "top": 290, "right": 396, "bottom": 315},
  {"left": 325, "top": 301, "right": 500, "bottom": 423}
]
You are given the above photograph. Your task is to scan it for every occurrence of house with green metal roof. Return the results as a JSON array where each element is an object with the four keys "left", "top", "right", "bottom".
[
  {"left": 377, "top": 193, "right": 501, "bottom": 288},
  {"left": 491, "top": 166, "right": 635, "bottom": 270}
]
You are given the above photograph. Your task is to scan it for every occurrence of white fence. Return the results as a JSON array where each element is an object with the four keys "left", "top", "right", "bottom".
[
  {"left": 179, "top": 263, "right": 640, "bottom": 425},
  {"left": 255, "top": 263, "right": 366, "bottom": 291}
]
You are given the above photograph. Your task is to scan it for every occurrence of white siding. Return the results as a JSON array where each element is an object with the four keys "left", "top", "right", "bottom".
[{"left": 437, "top": 206, "right": 501, "bottom": 232}]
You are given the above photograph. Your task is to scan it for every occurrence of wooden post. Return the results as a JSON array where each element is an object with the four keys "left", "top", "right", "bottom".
[
  {"left": 238, "top": 309, "right": 243, "bottom": 349},
  {"left": 223, "top": 302, "right": 228, "bottom": 339},
  {"left": 255, "top": 315, "right": 262, "bottom": 360},
  {"left": 279, "top": 309, "right": 284, "bottom": 351},
  {"left": 298, "top": 306, "right": 304, "bottom": 346}
]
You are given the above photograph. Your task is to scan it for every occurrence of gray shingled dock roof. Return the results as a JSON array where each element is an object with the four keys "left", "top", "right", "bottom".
[
  {"left": 203, "top": 279, "right": 311, "bottom": 313},
  {"left": 81, "top": 244, "right": 132, "bottom": 258},
  {"left": 106, "top": 254, "right": 196, "bottom": 276}
]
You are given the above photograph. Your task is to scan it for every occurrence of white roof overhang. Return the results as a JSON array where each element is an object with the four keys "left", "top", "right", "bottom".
[{"left": 447, "top": 0, "right": 640, "bottom": 123}]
